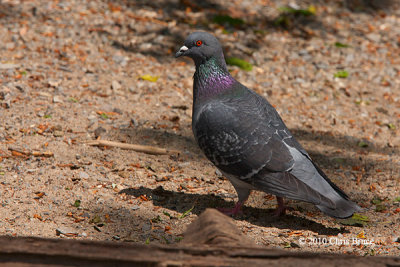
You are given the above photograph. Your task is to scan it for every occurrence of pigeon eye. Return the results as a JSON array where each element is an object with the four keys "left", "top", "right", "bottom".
[{"left": 196, "top": 40, "right": 203, "bottom": 46}]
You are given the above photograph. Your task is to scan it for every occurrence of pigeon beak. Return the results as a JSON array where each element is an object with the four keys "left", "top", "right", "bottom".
[{"left": 175, "top": 45, "right": 188, "bottom": 58}]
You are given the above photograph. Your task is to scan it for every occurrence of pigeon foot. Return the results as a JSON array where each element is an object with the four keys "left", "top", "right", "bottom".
[
  {"left": 273, "top": 197, "right": 293, "bottom": 217},
  {"left": 218, "top": 201, "right": 244, "bottom": 216}
]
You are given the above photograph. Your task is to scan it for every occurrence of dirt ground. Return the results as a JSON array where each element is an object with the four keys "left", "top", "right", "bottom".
[{"left": 0, "top": 0, "right": 399, "bottom": 257}]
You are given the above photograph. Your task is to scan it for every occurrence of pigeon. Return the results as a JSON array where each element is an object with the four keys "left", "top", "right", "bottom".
[{"left": 175, "top": 31, "right": 360, "bottom": 218}]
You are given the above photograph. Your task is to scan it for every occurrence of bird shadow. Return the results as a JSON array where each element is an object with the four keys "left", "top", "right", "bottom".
[{"left": 119, "top": 186, "right": 348, "bottom": 235}]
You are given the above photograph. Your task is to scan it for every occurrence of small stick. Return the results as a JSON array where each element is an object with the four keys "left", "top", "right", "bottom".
[{"left": 85, "top": 140, "right": 180, "bottom": 155}]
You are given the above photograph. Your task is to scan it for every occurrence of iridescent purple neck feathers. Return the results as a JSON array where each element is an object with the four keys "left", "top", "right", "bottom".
[{"left": 193, "top": 56, "right": 236, "bottom": 100}]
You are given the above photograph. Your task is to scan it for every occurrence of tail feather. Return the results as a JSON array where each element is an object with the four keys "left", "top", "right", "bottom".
[
  {"left": 254, "top": 171, "right": 361, "bottom": 218},
  {"left": 316, "top": 198, "right": 361, "bottom": 219},
  {"left": 311, "top": 160, "right": 349, "bottom": 200},
  {"left": 281, "top": 145, "right": 361, "bottom": 218},
  {"left": 309, "top": 160, "right": 361, "bottom": 218},
  {"left": 253, "top": 171, "right": 335, "bottom": 206}
]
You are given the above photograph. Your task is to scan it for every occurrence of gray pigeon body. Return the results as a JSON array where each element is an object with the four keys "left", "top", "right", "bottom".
[{"left": 176, "top": 32, "right": 360, "bottom": 218}]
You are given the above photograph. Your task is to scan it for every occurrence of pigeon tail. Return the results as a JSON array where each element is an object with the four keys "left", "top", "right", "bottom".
[
  {"left": 311, "top": 161, "right": 361, "bottom": 218},
  {"left": 316, "top": 198, "right": 361, "bottom": 219},
  {"left": 291, "top": 165, "right": 361, "bottom": 219}
]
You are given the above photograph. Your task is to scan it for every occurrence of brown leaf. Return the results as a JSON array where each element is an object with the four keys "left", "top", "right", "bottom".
[
  {"left": 33, "top": 214, "right": 43, "bottom": 221},
  {"left": 11, "top": 151, "right": 26, "bottom": 157},
  {"left": 139, "top": 195, "right": 149, "bottom": 201},
  {"left": 35, "top": 192, "right": 45, "bottom": 198},
  {"left": 369, "top": 184, "right": 377, "bottom": 191}
]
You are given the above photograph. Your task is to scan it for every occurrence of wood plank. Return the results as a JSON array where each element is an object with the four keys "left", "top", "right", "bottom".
[{"left": 0, "top": 209, "right": 398, "bottom": 266}]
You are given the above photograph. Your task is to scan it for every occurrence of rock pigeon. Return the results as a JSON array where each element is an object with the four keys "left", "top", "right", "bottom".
[{"left": 175, "top": 31, "right": 360, "bottom": 218}]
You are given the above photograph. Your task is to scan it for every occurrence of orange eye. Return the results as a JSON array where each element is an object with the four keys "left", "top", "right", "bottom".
[{"left": 196, "top": 40, "right": 203, "bottom": 46}]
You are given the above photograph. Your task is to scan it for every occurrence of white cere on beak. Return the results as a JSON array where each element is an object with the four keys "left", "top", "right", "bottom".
[{"left": 179, "top": 46, "right": 188, "bottom": 52}]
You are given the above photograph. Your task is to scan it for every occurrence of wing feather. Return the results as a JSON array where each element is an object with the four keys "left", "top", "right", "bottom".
[{"left": 193, "top": 88, "right": 295, "bottom": 180}]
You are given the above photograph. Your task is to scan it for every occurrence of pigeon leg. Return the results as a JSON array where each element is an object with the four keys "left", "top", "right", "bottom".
[
  {"left": 218, "top": 201, "right": 245, "bottom": 216},
  {"left": 273, "top": 196, "right": 293, "bottom": 216},
  {"left": 218, "top": 186, "right": 250, "bottom": 216}
]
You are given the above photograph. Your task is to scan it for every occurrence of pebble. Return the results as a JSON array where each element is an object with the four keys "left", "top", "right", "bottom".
[
  {"left": 79, "top": 171, "right": 89, "bottom": 179},
  {"left": 94, "top": 126, "right": 106, "bottom": 138},
  {"left": 366, "top": 33, "right": 381, "bottom": 43},
  {"left": 53, "top": 95, "right": 63, "bottom": 103},
  {"left": 215, "top": 169, "right": 222, "bottom": 176},
  {"left": 53, "top": 130, "right": 64, "bottom": 137},
  {"left": 111, "top": 80, "right": 122, "bottom": 90},
  {"left": 131, "top": 205, "right": 140, "bottom": 210},
  {"left": 113, "top": 107, "right": 123, "bottom": 114}
]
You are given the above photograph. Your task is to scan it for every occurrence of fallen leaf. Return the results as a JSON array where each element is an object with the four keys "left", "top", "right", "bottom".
[
  {"left": 279, "top": 5, "right": 316, "bottom": 16},
  {"left": 375, "top": 204, "right": 387, "bottom": 212},
  {"left": 357, "top": 231, "right": 366, "bottom": 239},
  {"left": 73, "top": 199, "right": 81, "bottom": 207},
  {"left": 334, "top": 70, "right": 349, "bottom": 78},
  {"left": 33, "top": 214, "right": 43, "bottom": 221},
  {"left": 226, "top": 57, "right": 253, "bottom": 71},
  {"left": 90, "top": 215, "right": 102, "bottom": 224},
  {"left": 140, "top": 75, "right": 159, "bottom": 82},
  {"left": 386, "top": 123, "right": 396, "bottom": 130},
  {"left": 287, "top": 231, "right": 304, "bottom": 236},
  {"left": 213, "top": 15, "right": 245, "bottom": 27},
  {"left": 139, "top": 195, "right": 149, "bottom": 201},
  {"left": 105, "top": 214, "right": 113, "bottom": 223},
  {"left": 11, "top": 151, "right": 26, "bottom": 157},
  {"left": 371, "top": 197, "right": 382, "bottom": 205},
  {"left": 369, "top": 184, "right": 376, "bottom": 191},
  {"left": 352, "top": 165, "right": 361, "bottom": 171},
  {"left": 358, "top": 141, "right": 369, "bottom": 148},
  {"left": 151, "top": 215, "right": 162, "bottom": 223},
  {"left": 340, "top": 213, "right": 369, "bottom": 227},
  {"left": 34, "top": 192, "right": 45, "bottom": 199},
  {"left": 335, "top": 42, "right": 351, "bottom": 48}
]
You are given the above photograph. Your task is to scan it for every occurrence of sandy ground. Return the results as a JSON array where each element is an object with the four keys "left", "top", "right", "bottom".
[{"left": 0, "top": 0, "right": 399, "bottom": 256}]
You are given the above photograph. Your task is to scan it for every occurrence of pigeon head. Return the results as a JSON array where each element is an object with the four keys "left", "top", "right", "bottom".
[{"left": 175, "top": 32, "right": 225, "bottom": 67}]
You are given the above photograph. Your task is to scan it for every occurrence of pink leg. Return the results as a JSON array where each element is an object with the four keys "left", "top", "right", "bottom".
[
  {"left": 273, "top": 197, "right": 293, "bottom": 216},
  {"left": 218, "top": 201, "right": 244, "bottom": 216}
]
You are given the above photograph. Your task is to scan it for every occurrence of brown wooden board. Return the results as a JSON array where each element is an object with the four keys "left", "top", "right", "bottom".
[{"left": 0, "top": 210, "right": 399, "bottom": 266}]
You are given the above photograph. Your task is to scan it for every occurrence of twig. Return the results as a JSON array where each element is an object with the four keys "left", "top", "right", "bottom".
[{"left": 84, "top": 140, "right": 180, "bottom": 155}]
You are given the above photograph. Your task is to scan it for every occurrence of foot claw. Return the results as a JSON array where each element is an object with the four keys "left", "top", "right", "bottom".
[
  {"left": 217, "top": 202, "right": 244, "bottom": 216},
  {"left": 273, "top": 197, "right": 293, "bottom": 217},
  {"left": 273, "top": 206, "right": 294, "bottom": 217}
]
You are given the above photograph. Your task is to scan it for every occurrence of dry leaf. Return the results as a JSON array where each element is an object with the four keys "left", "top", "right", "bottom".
[{"left": 140, "top": 75, "right": 159, "bottom": 82}]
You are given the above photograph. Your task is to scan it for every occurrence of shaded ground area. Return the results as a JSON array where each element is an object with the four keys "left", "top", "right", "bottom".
[{"left": 0, "top": 0, "right": 399, "bottom": 256}]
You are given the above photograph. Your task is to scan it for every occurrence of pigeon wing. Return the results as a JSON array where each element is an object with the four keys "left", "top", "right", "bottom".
[{"left": 193, "top": 90, "right": 295, "bottom": 180}]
